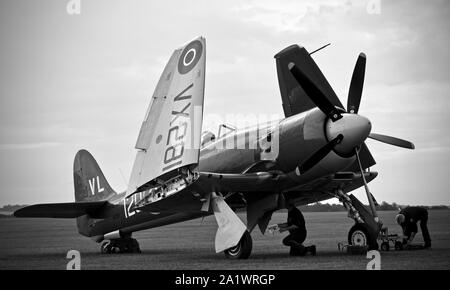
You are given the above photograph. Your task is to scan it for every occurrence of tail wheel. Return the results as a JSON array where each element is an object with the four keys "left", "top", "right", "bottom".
[
  {"left": 224, "top": 231, "right": 252, "bottom": 259},
  {"left": 348, "top": 223, "right": 378, "bottom": 250}
]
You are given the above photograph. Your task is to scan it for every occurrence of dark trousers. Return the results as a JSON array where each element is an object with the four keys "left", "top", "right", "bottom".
[
  {"left": 420, "top": 213, "right": 431, "bottom": 246},
  {"left": 282, "top": 231, "right": 306, "bottom": 248}
]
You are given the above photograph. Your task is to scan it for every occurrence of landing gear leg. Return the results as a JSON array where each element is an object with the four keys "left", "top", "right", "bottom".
[
  {"left": 209, "top": 192, "right": 251, "bottom": 259},
  {"left": 335, "top": 189, "right": 380, "bottom": 250},
  {"left": 100, "top": 237, "right": 141, "bottom": 254}
]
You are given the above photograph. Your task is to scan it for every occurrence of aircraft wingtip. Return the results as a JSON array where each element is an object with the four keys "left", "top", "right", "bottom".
[{"left": 274, "top": 44, "right": 306, "bottom": 59}]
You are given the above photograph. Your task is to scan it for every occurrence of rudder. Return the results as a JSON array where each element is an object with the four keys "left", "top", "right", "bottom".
[{"left": 73, "top": 149, "right": 116, "bottom": 202}]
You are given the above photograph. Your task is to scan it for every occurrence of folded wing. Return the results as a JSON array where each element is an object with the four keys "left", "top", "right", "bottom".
[
  {"left": 127, "top": 37, "right": 206, "bottom": 195},
  {"left": 275, "top": 45, "right": 343, "bottom": 117}
]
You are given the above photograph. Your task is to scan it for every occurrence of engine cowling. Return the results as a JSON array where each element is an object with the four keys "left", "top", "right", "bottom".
[{"left": 277, "top": 108, "right": 357, "bottom": 183}]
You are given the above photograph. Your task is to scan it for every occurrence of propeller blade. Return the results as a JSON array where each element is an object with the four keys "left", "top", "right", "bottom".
[
  {"left": 288, "top": 63, "right": 343, "bottom": 122},
  {"left": 298, "top": 134, "right": 343, "bottom": 175},
  {"left": 368, "top": 133, "right": 415, "bottom": 149},
  {"left": 347, "top": 53, "right": 366, "bottom": 114}
]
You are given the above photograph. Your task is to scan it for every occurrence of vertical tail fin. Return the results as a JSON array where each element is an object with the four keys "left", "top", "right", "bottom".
[{"left": 73, "top": 149, "right": 116, "bottom": 202}]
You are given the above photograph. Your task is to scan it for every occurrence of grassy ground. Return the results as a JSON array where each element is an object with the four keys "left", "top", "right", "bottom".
[{"left": 0, "top": 210, "right": 449, "bottom": 270}]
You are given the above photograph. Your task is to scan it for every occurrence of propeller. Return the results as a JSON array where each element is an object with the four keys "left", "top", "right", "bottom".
[
  {"left": 288, "top": 63, "right": 343, "bottom": 122},
  {"left": 297, "top": 134, "right": 343, "bottom": 175},
  {"left": 288, "top": 54, "right": 415, "bottom": 154},
  {"left": 368, "top": 133, "right": 415, "bottom": 149},
  {"left": 347, "top": 53, "right": 366, "bottom": 114},
  {"left": 288, "top": 51, "right": 415, "bottom": 224},
  {"left": 347, "top": 55, "right": 414, "bottom": 150}
]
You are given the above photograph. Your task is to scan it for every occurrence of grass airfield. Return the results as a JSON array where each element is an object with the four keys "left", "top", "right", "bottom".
[{"left": 0, "top": 210, "right": 449, "bottom": 270}]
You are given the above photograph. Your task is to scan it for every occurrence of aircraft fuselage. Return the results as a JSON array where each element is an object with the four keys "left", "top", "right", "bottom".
[{"left": 84, "top": 107, "right": 359, "bottom": 241}]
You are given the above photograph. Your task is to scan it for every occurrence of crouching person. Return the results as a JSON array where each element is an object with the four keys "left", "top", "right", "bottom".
[
  {"left": 396, "top": 206, "right": 431, "bottom": 249},
  {"left": 278, "top": 201, "right": 316, "bottom": 256}
]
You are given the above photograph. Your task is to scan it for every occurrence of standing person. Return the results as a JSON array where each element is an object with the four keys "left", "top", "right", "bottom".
[
  {"left": 395, "top": 206, "right": 431, "bottom": 249},
  {"left": 278, "top": 201, "right": 316, "bottom": 256}
]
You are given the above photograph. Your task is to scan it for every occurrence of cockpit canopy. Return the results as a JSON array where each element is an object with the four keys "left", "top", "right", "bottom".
[
  {"left": 201, "top": 131, "right": 216, "bottom": 147},
  {"left": 201, "top": 124, "right": 237, "bottom": 148}
]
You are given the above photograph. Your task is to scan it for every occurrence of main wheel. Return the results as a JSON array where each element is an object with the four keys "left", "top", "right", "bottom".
[
  {"left": 348, "top": 223, "right": 378, "bottom": 250},
  {"left": 224, "top": 231, "right": 252, "bottom": 259},
  {"left": 131, "top": 239, "right": 141, "bottom": 253},
  {"left": 120, "top": 239, "right": 141, "bottom": 253}
]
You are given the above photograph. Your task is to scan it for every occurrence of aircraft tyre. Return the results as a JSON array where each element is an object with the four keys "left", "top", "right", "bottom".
[
  {"left": 348, "top": 223, "right": 379, "bottom": 251},
  {"left": 128, "top": 238, "right": 141, "bottom": 253},
  {"left": 224, "top": 231, "right": 252, "bottom": 259},
  {"left": 117, "top": 238, "right": 141, "bottom": 253},
  {"left": 100, "top": 238, "right": 141, "bottom": 254}
]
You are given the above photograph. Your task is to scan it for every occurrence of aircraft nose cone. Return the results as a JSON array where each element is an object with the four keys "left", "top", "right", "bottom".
[{"left": 325, "top": 114, "right": 372, "bottom": 155}]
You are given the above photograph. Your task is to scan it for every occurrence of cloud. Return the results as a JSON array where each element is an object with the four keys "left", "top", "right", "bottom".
[
  {"left": 232, "top": 0, "right": 364, "bottom": 33},
  {"left": 0, "top": 0, "right": 449, "bottom": 205},
  {"left": 0, "top": 142, "right": 62, "bottom": 151}
]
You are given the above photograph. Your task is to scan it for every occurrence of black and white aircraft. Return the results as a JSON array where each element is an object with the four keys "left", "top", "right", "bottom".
[{"left": 15, "top": 37, "right": 414, "bottom": 259}]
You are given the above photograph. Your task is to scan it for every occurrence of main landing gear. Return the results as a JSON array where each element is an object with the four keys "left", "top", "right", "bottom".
[
  {"left": 335, "top": 148, "right": 384, "bottom": 251},
  {"left": 348, "top": 223, "right": 378, "bottom": 250},
  {"left": 336, "top": 189, "right": 380, "bottom": 251},
  {"left": 224, "top": 231, "right": 253, "bottom": 259},
  {"left": 101, "top": 237, "right": 141, "bottom": 254}
]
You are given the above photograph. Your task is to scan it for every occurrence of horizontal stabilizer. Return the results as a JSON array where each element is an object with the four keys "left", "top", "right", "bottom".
[{"left": 14, "top": 201, "right": 107, "bottom": 218}]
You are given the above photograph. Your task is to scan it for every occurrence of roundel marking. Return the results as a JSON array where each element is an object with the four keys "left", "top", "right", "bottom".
[
  {"left": 178, "top": 40, "right": 203, "bottom": 75},
  {"left": 183, "top": 48, "right": 197, "bottom": 67}
]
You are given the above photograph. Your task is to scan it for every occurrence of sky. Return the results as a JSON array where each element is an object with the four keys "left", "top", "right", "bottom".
[{"left": 0, "top": 0, "right": 449, "bottom": 206}]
